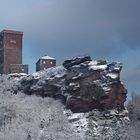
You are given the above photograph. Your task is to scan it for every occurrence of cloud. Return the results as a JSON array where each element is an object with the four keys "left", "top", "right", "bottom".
[{"left": 0, "top": 0, "right": 140, "bottom": 74}]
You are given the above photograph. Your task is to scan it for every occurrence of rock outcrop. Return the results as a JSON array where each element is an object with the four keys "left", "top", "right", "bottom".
[
  {"left": 66, "top": 109, "right": 129, "bottom": 140},
  {"left": 14, "top": 56, "right": 127, "bottom": 113}
]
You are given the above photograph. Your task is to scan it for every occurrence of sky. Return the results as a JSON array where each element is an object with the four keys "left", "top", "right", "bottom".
[{"left": 0, "top": 0, "right": 140, "bottom": 100}]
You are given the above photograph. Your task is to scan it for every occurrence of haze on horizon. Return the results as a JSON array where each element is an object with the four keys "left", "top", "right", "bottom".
[{"left": 0, "top": 0, "right": 140, "bottom": 99}]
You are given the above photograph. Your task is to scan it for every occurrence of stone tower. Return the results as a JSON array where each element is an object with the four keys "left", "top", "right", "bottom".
[
  {"left": 0, "top": 30, "right": 28, "bottom": 74},
  {"left": 36, "top": 55, "right": 56, "bottom": 72}
]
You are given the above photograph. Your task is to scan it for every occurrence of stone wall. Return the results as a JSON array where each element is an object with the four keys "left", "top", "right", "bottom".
[
  {"left": 36, "top": 59, "right": 56, "bottom": 72},
  {"left": 0, "top": 30, "right": 23, "bottom": 74},
  {"left": 9, "top": 64, "right": 28, "bottom": 74}
]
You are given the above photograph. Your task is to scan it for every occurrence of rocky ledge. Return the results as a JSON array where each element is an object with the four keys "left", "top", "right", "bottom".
[
  {"left": 14, "top": 56, "right": 127, "bottom": 113},
  {"left": 66, "top": 109, "right": 129, "bottom": 140}
]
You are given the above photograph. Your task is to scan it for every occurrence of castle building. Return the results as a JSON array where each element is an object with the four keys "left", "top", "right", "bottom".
[
  {"left": 0, "top": 29, "right": 28, "bottom": 74},
  {"left": 36, "top": 55, "right": 56, "bottom": 72},
  {"left": 9, "top": 64, "right": 28, "bottom": 74}
]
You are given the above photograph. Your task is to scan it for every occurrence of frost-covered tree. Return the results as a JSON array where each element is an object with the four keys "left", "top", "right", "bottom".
[
  {"left": 0, "top": 75, "right": 81, "bottom": 140},
  {"left": 127, "top": 92, "right": 140, "bottom": 140}
]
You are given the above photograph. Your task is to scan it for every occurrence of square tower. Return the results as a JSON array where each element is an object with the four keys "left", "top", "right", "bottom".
[
  {"left": 36, "top": 55, "right": 56, "bottom": 72},
  {"left": 0, "top": 30, "right": 23, "bottom": 74}
]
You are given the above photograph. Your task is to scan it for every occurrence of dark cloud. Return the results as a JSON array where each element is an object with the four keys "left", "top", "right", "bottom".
[{"left": 1, "top": 0, "right": 140, "bottom": 61}]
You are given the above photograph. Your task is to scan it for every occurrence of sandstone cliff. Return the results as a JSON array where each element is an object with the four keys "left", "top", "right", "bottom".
[{"left": 14, "top": 56, "right": 127, "bottom": 113}]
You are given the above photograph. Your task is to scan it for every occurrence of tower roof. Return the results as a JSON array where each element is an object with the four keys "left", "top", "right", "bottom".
[
  {"left": 40, "top": 55, "right": 56, "bottom": 60},
  {"left": 1, "top": 29, "right": 23, "bottom": 35},
  {"left": 36, "top": 55, "right": 56, "bottom": 64}
]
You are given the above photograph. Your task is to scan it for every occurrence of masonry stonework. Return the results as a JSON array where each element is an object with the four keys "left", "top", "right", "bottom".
[
  {"left": 9, "top": 64, "right": 28, "bottom": 74},
  {"left": 0, "top": 30, "right": 28, "bottom": 74},
  {"left": 36, "top": 56, "right": 56, "bottom": 72}
]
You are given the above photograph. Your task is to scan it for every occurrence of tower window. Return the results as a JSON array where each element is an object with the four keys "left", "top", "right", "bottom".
[{"left": 10, "top": 40, "right": 16, "bottom": 44}]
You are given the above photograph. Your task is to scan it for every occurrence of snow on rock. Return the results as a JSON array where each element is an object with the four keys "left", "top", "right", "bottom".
[
  {"left": 68, "top": 73, "right": 83, "bottom": 80},
  {"left": 32, "top": 65, "right": 66, "bottom": 79},
  {"left": 65, "top": 109, "right": 129, "bottom": 140},
  {"left": 89, "top": 64, "right": 107, "bottom": 70},
  {"left": 8, "top": 73, "right": 28, "bottom": 81},
  {"left": 88, "top": 60, "right": 98, "bottom": 66},
  {"left": 69, "top": 83, "right": 77, "bottom": 86},
  {"left": 108, "top": 62, "right": 122, "bottom": 72},
  {"left": 63, "top": 56, "right": 92, "bottom": 69},
  {"left": 107, "top": 73, "right": 119, "bottom": 79},
  {"left": 88, "top": 60, "right": 107, "bottom": 70},
  {"left": 102, "top": 86, "right": 111, "bottom": 92},
  {"left": 15, "top": 55, "right": 127, "bottom": 113},
  {"left": 8, "top": 73, "right": 27, "bottom": 77},
  {"left": 66, "top": 111, "right": 89, "bottom": 138}
]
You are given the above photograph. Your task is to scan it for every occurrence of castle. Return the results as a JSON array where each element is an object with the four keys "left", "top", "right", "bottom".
[
  {"left": 36, "top": 55, "right": 56, "bottom": 72},
  {"left": 0, "top": 30, "right": 28, "bottom": 74},
  {"left": 0, "top": 29, "right": 56, "bottom": 74}
]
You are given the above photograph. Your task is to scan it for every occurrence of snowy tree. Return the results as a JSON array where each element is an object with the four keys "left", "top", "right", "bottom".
[
  {"left": 0, "top": 75, "right": 81, "bottom": 140},
  {"left": 127, "top": 92, "right": 140, "bottom": 140}
]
